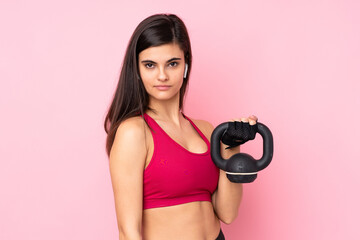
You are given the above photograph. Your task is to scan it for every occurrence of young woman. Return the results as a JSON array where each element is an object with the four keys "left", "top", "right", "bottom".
[{"left": 104, "top": 13, "right": 257, "bottom": 240}]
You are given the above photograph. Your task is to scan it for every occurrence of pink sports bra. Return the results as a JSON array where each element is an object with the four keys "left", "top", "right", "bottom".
[{"left": 142, "top": 113, "right": 219, "bottom": 209}]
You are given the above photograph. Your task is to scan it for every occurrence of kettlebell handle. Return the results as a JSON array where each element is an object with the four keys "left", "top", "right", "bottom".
[{"left": 210, "top": 122, "right": 274, "bottom": 171}]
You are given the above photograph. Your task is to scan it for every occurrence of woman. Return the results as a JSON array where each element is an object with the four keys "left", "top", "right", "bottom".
[{"left": 104, "top": 13, "right": 257, "bottom": 240}]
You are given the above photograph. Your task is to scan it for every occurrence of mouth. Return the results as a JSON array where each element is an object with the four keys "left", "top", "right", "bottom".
[{"left": 154, "top": 85, "right": 171, "bottom": 91}]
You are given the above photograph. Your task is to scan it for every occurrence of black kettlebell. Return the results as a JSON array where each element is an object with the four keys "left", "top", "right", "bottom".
[{"left": 210, "top": 122, "right": 274, "bottom": 183}]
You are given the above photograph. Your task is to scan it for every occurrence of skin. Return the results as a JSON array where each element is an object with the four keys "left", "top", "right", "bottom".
[{"left": 109, "top": 42, "right": 257, "bottom": 240}]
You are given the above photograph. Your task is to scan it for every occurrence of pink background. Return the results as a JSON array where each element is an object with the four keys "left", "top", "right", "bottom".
[{"left": 1, "top": 0, "right": 359, "bottom": 239}]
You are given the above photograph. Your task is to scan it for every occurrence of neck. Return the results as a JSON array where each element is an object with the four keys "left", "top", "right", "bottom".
[{"left": 147, "top": 94, "right": 183, "bottom": 124}]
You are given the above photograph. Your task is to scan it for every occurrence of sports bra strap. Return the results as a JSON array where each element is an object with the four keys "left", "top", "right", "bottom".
[{"left": 181, "top": 113, "right": 210, "bottom": 146}]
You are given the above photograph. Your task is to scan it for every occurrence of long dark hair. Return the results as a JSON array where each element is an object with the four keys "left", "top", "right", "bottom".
[{"left": 104, "top": 13, "right": 192, "bottom": 157}]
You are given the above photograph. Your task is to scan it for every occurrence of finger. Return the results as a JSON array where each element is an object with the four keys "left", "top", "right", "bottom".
[
  {"left": 229, "top": 118, "right": 242, "bottom": 122},
  {"left": 240, "top": 117, "right": 248, "bottom": 123},
  {"left": 249, "top": 115, "right": 258, "bottom": 122},
  {"left": 249, "top": 119, "right": 256, "bottom": 125}
]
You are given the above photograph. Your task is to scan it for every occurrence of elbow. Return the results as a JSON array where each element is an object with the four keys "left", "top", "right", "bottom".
[
  {"left": 118, "top": 225, "right": 142, "bottom": 240},
  {"left": 221, "top": 212, "right": 238, "bottom": 225},
  {"left": 222, "top": 217, "right": 235, "bottom": 225},
  {"left": 119, "top": 231, "right": 142, "bottom": 240}
]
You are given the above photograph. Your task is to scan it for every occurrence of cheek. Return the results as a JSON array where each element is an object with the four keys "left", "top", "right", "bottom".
[
  {"left": 178, "top": 78, "right": 184, "bottom": 88},
  {"left": 141, "top": 78, "right": 152, "bottom": 92},
  {"left": 139, "top": 66, "right": 147, "bottom": 79},
  {"left": 170, "top": 69, "right": 184, "bottom": 83},
  {"left": 139, "top": 68, "right": 153, "bottom": 86},
  {"left": 174, "top": 73, "right": 184, "bottom": 87}
]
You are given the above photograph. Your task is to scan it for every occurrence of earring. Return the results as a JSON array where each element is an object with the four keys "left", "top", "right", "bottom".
[{"left": 184, "top": 64, "right": 188, "bottom": 78}]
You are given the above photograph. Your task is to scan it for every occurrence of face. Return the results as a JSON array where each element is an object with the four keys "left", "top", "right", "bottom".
[{"left": 138, "top": 42, "right": 186, "bottom": 104}]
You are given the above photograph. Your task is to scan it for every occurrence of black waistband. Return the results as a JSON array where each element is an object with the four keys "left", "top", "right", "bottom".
[{"left": 216, "top": 228, "right": 225, "bottom": 240}]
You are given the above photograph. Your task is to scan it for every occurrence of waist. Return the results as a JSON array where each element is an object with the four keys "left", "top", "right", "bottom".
[{"left": 143, "top": 201, "right": 220, "bottom": 239}]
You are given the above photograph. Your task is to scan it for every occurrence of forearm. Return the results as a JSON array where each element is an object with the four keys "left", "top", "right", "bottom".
[
  {"left": 213, "top": 170, "right": 243, "bottom": 224},
  {"left": 212, "top": 145, "right": 243, "bottom": 224}
]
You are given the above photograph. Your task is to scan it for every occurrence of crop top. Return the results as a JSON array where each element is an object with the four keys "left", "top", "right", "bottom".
[{"left": 142, "top": 113, "right": 219, "bottom": 209}]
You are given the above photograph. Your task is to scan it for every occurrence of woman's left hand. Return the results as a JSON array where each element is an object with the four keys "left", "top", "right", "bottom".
[{"left": 221, "top": 115, "right": 258, "bottom": 148}]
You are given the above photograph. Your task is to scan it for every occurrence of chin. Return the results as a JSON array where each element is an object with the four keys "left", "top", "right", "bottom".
[{"left": 150, "top": 91, "right": 180, "bottom": 102}]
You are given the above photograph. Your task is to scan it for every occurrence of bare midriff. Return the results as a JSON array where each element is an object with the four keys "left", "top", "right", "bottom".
[{"left": 142, "top": 201, "right": 221, "bottom": 240}]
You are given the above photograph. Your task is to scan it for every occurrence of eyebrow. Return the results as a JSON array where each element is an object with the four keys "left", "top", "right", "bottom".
[{"left": 140, "top": 57, "right": 182, "bottom": 64}]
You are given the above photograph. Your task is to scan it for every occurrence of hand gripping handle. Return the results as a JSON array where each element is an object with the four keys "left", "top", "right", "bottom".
[{"left": 210, "top": 122, "right": 274, "bottom": 172}]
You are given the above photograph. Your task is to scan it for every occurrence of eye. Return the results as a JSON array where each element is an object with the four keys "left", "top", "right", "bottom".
[
  {"left": 169, "top": 62, "right": 178, "bottom": 67},
  {"left": 145, "top": 63, "right": 155, "bottom": 69}
]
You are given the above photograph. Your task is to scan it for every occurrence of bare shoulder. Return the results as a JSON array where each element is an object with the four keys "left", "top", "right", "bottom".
[
  {"left": 110, "top": 116, "right": 147, "bottom": 160},
  {"left": 116, "top": 116, "right": 146, "bottom": 135},
  {"left": 114, "top": 116, "right": 146, "bottom": 140},
  {"left": 188, "top": 117, "right": 215, "bottom": 141}
]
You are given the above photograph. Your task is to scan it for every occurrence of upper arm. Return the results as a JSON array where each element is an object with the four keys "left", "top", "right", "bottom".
[{"left": 109, "top": 117, "right": 147, "bottom": 236}]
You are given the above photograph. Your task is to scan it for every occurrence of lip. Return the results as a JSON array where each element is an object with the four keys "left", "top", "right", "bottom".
[{"left": 154, "top": 85, "right": 171, "bottom": 91}]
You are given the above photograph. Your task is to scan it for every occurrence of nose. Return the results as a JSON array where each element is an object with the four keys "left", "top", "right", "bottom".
[{"left": 157, "top": 66, "right": 168, "bottom": 82}]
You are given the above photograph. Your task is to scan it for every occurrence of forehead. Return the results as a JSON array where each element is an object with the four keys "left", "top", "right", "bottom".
[{"left": 138, "top": 43, "right": 184, "bottom": 61}]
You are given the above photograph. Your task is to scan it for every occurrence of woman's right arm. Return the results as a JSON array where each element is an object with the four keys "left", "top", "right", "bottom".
[{"left": 109, "top": 117, "right": 147, "bottom": 240}]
